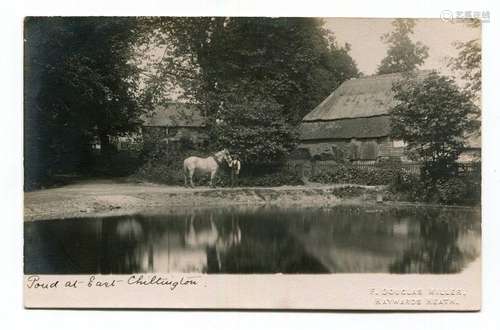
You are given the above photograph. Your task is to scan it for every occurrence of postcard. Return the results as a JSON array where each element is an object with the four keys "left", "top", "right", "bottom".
[{"left": 23, "top": 16, "right": 481, "bottom": 310}]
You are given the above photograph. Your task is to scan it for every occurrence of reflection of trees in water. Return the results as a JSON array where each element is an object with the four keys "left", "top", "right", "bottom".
[
  {"left": 99, "top": 216, "right": 145, "bottom": 274},
  {"left": 25, "top": 218, "right": 104, "bottom": 274},
  {"left": 96, "top": 207, "right": 480, "bottom": 274},
  {"left": 25, "top": 205, "right": 480, "bottom": 274},
  {"left": 98, "top": 211, "right": 245, "bottom": 273},
  {"left": 211, "top": 213, "right": 328, "bottom": 274},
  {"left": 390, "top": 208, "right": 480, "bottom": 274},
  {"left": 286, "top": 207, "right": 422, "bottom": 273}
]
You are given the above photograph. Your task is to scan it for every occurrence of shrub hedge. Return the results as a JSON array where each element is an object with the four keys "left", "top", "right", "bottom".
[
  {"left": 388, "top": 171, "right": 480, "bottom": 206},
  {"left": 136, "top": 142, "right": 480, "bottom": 205},
  {"left": 134, "top": 159, "right": 304, "bottom": 187},
  {"left": 310, "top": 163, "right": 480, "bottom": 205},
  {"left": 310, "top": 164, "right": 403, "bottom": 186}
]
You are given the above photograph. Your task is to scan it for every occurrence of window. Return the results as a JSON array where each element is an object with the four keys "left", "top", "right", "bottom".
[
  {"left": 349, "top": 142, "right": 360, "bottom": 160},
  {"left": 331, "top": 145, "right": 345, "bottom": 161},
  {"left": 361, "top": 141, "right": 378, "bottom": 160}
]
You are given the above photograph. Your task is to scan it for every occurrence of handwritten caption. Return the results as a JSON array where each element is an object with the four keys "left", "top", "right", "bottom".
[{"left": 25, "top": 274, "right": 200, "bottom": 291}]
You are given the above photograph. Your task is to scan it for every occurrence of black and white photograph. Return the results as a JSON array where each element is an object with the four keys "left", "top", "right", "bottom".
[{"left": 22, "top": 15, "right": 482, "bottom": 309}]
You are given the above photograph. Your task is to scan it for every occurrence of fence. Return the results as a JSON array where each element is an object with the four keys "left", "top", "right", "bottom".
[
  {"left": 314, "top": 161, "right": 422, "bottom": 175},
  {"left": 287, "top": 159, "right": 480, "bottom": 179},
  {"left": 457, "top": 162, "right": 481, "bottom": 176}
]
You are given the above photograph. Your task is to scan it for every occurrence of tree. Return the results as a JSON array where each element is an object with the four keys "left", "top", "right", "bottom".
[
  {"left": 448, "top": 19, "right": 481, "bottom": 100},
  {"left": 390, "top": 72, "right": 479, "bottom": 180},
  {"left": 140, "top": 17, "right": 359, "bottom": 165},
  {"left": 377, "top": 19, "right": 429, "bottom": 74},
  {"left": 211, "top": 85, "right": 298, "bottom": 167},
  {"left": 24, "top": 17, "right": 144, "bottom": 188}
]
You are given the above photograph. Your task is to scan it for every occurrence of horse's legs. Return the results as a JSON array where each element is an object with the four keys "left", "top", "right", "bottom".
[
  {"left": 189, "top": 169, "right": 195, "bottom": 188},
  {"left": 210, "top": 170, "right": 216, "bottom": 188}
]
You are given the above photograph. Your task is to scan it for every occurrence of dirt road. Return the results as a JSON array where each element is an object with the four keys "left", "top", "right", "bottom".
[{"left": 24, "top": 179, "right": 381, "bottom": 221}]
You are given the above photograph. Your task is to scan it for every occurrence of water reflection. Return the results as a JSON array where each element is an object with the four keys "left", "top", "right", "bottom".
[
  {"left": 24, "top": 206, "right": 480, "bottom": 274},
  {"left": 389, "top": 211, "right": 481, "bottom": 273}
]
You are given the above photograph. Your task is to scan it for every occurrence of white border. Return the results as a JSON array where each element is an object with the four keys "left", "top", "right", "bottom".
[{"left": 2, "top": 0, "right": 499, "bottom": 329}]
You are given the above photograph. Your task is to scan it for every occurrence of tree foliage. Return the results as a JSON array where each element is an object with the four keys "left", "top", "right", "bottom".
[
  {"left": 24, "top": 17, "right": 144, "bottom": 188},
  {"left": 211, "top": 87, "right": 298, "bottom": 166},
  {"left": 390, "top": 72, "right": 479, "bottom": 180},
  {"left": 139, "top": 17, "right": 359, "bottom": 164},
  {"left": 448, "top": 20, "right": 481, "bottom": 99},
  {"left": 377, "top": 19, "right": 429, "bottom": 74}
]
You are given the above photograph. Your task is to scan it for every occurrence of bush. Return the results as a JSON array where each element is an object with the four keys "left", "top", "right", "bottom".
[
  {"left": 436, "top": 177, "right": 480, "bottom": 205},
  {"left": 311, "top": 163, "right": 480, "bottom": 205},
  {"left": 134, "top": 161, "right": 185, "bottom": 185},
  {"left": 310, "top": 164, "right": 403, "bottom": 186},
  {"left": 90, "top": 150, "right": 143, "bottom": 177},
  {"left": 237, "top": 170, "right": 304, "bottom": 187},
  {"left": 436, "top": 178, "right": 468, "bottom": 204},
  {"left": 312, "top": 152, "right": 337, "bottom": 161},
  {"left": 331, "top": 186, "right": 366, "bottom": 198},
  {"left": 389, "top": 173, "right": 440, "bottom": 203},
  {"left": 391, "top": 170, "right": 420, "bottom": 192},
  {"left": 135, "top": 155, "right": 304, "bottom": 187},
  {"left": 388, "top": 172, "right": 480, "bottom": 205},
  {"left": 289, "top": 148, "right": 311, "bottom": 160}
]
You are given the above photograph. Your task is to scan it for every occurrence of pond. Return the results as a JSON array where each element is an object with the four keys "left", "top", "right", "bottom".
[{"left": 24, "top": 205, "right": 481, "bottom": 274}]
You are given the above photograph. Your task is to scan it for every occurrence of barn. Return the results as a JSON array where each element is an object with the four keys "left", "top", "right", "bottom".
[
  {"left": 299, "top": 72, "right": 428, "bottom": 163},
  {"left": 141, "top": 103, "right": 208, "bottom": 148}
]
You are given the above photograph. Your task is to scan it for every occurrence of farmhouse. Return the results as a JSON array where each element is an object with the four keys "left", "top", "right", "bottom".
[
  {"left": 142, "top": 103, "right": 208, "bottom": 148},
  {"left": 459, "top": 132, "right": 481, "bottom": 163},
  {"left": 299, "top": 72, "right": 427, "bottom": 163}
]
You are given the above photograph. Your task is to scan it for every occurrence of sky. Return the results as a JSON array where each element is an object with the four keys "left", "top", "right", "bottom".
[
  {"left": 324, "top": 18, "right": 480, "bottom": 76},
  {"left": 146, "top": 17, "right": 481, "bottom": 100}
]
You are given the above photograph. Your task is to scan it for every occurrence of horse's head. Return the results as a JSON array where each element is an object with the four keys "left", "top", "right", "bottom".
[
  {"left": 223, "top": 149, "right": 233, "bottom": 166},
  {"left": 214, "top": 149, "right": 232, "bottom": 165}
]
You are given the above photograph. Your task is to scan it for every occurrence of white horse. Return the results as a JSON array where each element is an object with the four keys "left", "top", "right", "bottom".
[{"left": 183, "top": 149, "right": 231, "bottom": 188}]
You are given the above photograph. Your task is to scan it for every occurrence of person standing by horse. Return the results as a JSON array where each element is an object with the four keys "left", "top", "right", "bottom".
[{"left": 229, "top": 154, "right": 241, "bottom": 187}]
